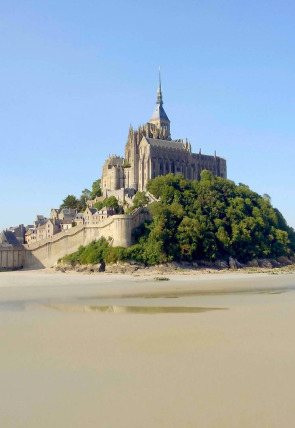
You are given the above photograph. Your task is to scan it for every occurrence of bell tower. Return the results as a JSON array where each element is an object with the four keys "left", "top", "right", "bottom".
[{"left": 149, "top": 68, "right": 171, "bottom": 138}]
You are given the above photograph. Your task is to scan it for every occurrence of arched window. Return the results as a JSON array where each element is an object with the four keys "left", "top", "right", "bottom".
[{"left": 171, "top": 161, "right": 175, "bottom": 173}]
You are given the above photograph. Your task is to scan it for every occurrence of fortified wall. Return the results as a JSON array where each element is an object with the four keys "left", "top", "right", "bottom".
[
  {"left": 24, "top": 208, "right": 150, "bottom": 269},
  {"left": 0, "top": 246, "right": 26, "bottom": 270}
]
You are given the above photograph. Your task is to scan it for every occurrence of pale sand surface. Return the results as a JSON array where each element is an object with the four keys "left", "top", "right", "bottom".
[{"left": 1, "top": 270, "right": 295, "bottom": 427}]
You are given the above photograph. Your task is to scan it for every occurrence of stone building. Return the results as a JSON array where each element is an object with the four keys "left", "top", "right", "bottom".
[
  {"left": 0, "top": 231, "right": 25, "bottom": 270},
  {"left": 57, "top": 209, "right": 77, "bottom": 222},
  {"left": 82, "top": 207, "right": 116, "bottom": 225},
  {"left": 33, "top": 215, "right": 48, "bottom": 229},
  {"left": 25, "top": 228, "right": 37, "bottom": 245},
  {"left": 35, "top": 219, "right": 59, "bottom": 242},
  {"left": 101, "top": 74, "right": 227, "bottom": 196},
  {"left": 7, "top": 224, "right": 26, "bottom": 244}
]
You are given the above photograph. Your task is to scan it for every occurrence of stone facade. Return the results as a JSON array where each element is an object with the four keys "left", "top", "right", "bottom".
[
  {"left": 0, "top": 246, "right": 25, "bottom": 270},
  {"left": 25, "top": 228, "right": 37, "bottom": 245},
  {"left": 102, "top": 76, "right": 227, "bottom": 195},
  {"left": 82, "top": 207, "right": 116, "bottom": 225},
  {"left": 0, "top": 231, "right": 25, "bottom": 270},
  {"left": 24, "top": 208, "right": 151, "bottom": 268}
]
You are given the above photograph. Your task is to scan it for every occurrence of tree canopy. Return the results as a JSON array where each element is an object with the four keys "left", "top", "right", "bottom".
[
  {"left": 103, "top": 196, "right": 120, "bottom": 213},
  {"left": 79, "top": 188, "right": 91, "bottom": 210},
  {"left": 90, "top": 179, "right": 102, "bottom": 199},
  {"left": 60, "top": 172, "right": 295, "bottom": 266},
  {"left": 135, "top": 172, "right": 295, "bottom": 264},
  {"left": 60, "top": 195, "right": 80, "bottom": 210}
]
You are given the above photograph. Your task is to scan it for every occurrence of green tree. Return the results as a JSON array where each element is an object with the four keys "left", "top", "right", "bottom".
[
  {"left": 94, "top": 201, "right": 104, "bottom": 211},
  {"left": 60, "top": 173, "right": 295, "bottom": 266},
  {"left": 145, "top": 173, "right": 295, "bottom": 262},
  {"left": 90, "top": 179, "right": 102, "bottom": 199},
  {"left": 103, "top": 196, "right": 120, "bottom": 213},
  {"left": 79, "top": 188, "right": 91, "bottom": 210},
  {"left": 60, "top": 195, "right": 79, "bottom": 210},
  {"left": 133, "top": 191, "right": 149, "bottom": 208}
]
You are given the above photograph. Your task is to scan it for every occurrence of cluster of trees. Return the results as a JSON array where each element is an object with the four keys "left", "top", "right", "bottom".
[
  {"left": 134, "top": 171, "right": 295, "bottom": 264},
  {"left": 61, "top": 237, "right": 127, "bottom": 265},
  {"left": 126, "top": 192, "right": 149, "bottom": 213},
  {"left": 60, "top": 179, "right": 103, "bottom": 212},
  {"left": 93, "top": 196, "right": 121, "bottom": 214},
  {"left": 60, "top": 172, "right": 295, "bottom": 266}
]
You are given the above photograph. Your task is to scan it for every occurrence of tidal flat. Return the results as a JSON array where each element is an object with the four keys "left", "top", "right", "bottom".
[{"left": 0, "top": 270, "right": 295, "bottom": 427}]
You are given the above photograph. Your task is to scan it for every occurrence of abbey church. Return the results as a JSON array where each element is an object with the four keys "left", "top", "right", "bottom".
[{"left": 101, "top": 75, "right": 227, "bottom": 197}]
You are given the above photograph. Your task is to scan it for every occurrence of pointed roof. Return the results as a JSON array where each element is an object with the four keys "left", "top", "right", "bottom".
[
  {"left": 0, "top": 231, "right": 20, "bottom": 246},
  {"left": 150, "top": 67, "right": 170, "bottom": 122},
  {"left": 150, "top": 104, "right": 170, "bottom": 122}
]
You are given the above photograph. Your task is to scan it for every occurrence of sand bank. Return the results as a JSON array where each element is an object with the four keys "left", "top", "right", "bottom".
[{"left": 0, "top": 270, "right": 295, "bottom": 427}]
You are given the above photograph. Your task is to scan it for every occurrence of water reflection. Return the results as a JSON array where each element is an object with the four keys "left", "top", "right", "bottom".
[{"left": 46, "top": 304, "right": 226, "bottom": 314}]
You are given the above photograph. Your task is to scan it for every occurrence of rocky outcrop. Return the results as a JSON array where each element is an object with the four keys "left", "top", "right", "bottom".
[
  {"left": 229, "top": 257, "right": 244, "bottom": 269},
  {"left": 54, "top": 255, "right": 295, "bottom": 274}
]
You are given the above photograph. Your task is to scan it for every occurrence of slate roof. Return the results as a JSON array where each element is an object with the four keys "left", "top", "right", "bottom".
[
  {"left": 150, "top": 103, "right": 169, "bottom": 122},
  {"left": 60, "top": 209, "right": 76, "bottom": 215},
  {"left": 0, "top": 231, "right": 20, "bottom": 246},
  {"left": 145, "top": 138, "right": 186, "bottom": 151},
  {"left": 62, "top": 218, "right": 73, "bottom": 225},
  {"left": 88, "top": 208, "right": 98, "bottom": 215}
]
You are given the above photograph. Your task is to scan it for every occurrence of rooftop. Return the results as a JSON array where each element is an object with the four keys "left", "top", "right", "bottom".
[{"left": 145, "top": 137, "right": 186, "bottom": 151}]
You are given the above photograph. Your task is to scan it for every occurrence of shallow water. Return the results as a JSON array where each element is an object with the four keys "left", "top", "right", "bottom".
[
  {"left": 45, "top": 304, "right": 227, "bottom": 314},
  {"left": 0, "top": 283, "right": 294, "bottom": 314}
]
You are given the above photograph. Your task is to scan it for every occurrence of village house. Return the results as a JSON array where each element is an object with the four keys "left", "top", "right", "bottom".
[
  {"left": 24, "top": 228, "right": 37, "bottom": 245},
  {"left": 22, "top": 205, "right": 117, "bottom": 246},
  {"left": 83, "top": 207, "right": 98, "bottom": 225},
  {"left": 58, "top": 209, "right": 76, "bottom": 221},
  {"left": 36, "top": 224, "right": 46, "bottom": 241},
  {"left": 98, "top": 207, "right": 116, "bottom": 221},
  {"left": 45, "top": 219, "right": 61, "bottom": 238},
  {"left": 83, "top": 206, "right": 116, "bottom": 225},
  {"left": 33, "top": 218, "right": 61, "bottom": 242},
  {"left": 74, "top": 213, "right": 84, "bottom": 226},
  {"left": 50, "top": 209, "right": 59, "bottom": 219},
  {"left": 33, "top": 215, "right": 48, "bottom": 228},
  {"left": 7, "top": 224, "right": 26, "bottom": 244},
  {"left": 60, "top": 218, "right": 73, "bottom": 231}
]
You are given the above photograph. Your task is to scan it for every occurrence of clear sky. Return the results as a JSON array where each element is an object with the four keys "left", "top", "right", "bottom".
[{"left": 0, "top": 0, "right": 294, "bottom": 231}]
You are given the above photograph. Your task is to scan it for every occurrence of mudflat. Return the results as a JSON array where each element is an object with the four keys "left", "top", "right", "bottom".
[{"left": 1, "top": 270, "right": 295, "bottom": 427}]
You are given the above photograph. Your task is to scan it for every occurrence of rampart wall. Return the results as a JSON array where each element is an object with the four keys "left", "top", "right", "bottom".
[
  {"left": 0, "top": 246, "right": 26, "bottom": 270},
  {"left": 23, "top": 208, "right": 150, "bottom": 269}
]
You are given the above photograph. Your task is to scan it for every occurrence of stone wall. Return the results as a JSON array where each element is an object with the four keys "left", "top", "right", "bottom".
[
  {"left": 24, "top": 208, "right": 151, "bottom": 269},
  {"left": 0, "top": 246, "right": 26, "bottom": 270}
]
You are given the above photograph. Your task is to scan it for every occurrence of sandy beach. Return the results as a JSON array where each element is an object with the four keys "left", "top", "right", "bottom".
[{"left": 1, "top": 269, "right": 295, "bottom": 427}]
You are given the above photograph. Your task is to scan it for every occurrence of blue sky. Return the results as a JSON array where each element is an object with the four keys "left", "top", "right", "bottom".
[{"left": 0, "top": 0, "right": 294, "bottom": 230}]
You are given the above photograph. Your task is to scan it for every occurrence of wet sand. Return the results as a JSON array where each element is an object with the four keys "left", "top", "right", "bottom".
[{"left": 1, "top": 270, "right": 295, "bottom": 427}]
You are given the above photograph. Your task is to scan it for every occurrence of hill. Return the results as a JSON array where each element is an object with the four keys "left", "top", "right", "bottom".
[{"left": 60, "top": 171, "right": 295, "bottom": 266}]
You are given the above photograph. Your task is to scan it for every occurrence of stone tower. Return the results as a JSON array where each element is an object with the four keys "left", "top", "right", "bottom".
[{"left": 149, "top": 68, "right": 171, "bottom": 139}]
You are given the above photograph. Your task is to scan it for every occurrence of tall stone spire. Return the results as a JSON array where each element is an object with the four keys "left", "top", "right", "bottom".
[
  {"left": 149, "top": 67, "right": 171, "bottom": 138},
  {"left": 157, "top": 66, "right": 163, "bottom": 105}
]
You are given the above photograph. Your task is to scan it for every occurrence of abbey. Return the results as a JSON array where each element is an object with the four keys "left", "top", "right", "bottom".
[{"left": 101, "top": 75, "right": 227, "bottom": 197}]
